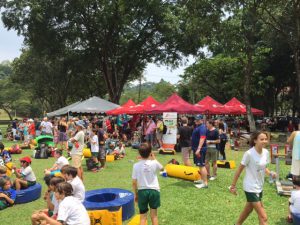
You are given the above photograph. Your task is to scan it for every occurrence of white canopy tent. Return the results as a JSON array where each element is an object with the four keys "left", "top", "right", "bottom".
[{"left": 47, "top": 96, "right": 119, "bottom": 117}]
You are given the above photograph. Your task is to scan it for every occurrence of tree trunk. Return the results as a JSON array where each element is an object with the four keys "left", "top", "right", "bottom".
[
  {"left": 2, "top": 106, "right": 13, "bottom": 121},
  {"left": 294, "top": 49, "right": 300, "bottom": 115},
  {"left": 243, "top": 53, "right": 256, "bottom": 133}
]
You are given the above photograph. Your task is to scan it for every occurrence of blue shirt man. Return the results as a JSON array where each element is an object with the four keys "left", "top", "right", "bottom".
[{"left": 192, "top": 115, "right": 209, "bottom": 189}]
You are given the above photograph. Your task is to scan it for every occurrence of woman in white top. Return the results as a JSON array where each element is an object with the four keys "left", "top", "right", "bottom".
[{"left": 229, "top": 131, "right": 276, "bottom": 225}]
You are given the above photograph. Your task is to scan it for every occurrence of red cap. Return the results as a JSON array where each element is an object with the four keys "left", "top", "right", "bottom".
[{"left": 20, "top": 156, "right": 32, "bottom": 164}]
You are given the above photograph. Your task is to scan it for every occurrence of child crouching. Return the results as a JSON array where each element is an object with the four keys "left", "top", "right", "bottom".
[{"left": 0, "top": 177, "right": 16, "bottom": 210}]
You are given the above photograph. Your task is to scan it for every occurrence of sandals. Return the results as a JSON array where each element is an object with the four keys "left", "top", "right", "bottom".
[{"left": 286, "top": 215, "right": 293, "bottom": 223}]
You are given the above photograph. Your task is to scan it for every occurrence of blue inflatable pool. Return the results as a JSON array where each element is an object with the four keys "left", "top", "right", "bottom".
[
  {"left": 83, "top": 188, "right": 134, "bottom": 221},
  {"left": 15, "top": 183, "right": 42, "bottom": 204}
]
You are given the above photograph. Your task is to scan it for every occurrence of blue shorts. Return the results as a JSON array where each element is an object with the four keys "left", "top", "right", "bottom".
[
  {"left": 193, "top": 149, "right": 206, "bottom": 167},
  {"left": 145, "top": 134, "right": 154, "bottom": 142}
]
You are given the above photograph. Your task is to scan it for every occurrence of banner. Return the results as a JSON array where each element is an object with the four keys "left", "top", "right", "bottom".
[{"left": 162, "top": 112, "right": 177, "bottom": 150}]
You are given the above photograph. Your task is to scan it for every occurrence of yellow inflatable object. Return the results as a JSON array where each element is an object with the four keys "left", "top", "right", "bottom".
[
  {"left": 106, "top": 155, "right": 115, "bottom": 162},
  {"left": 128, "top": 215, "right": 148, "bottom": 225},
  {"left": 31, "top": 139, "right": 37, "bottom": 145},
  {"left": 217, "top": 160, "right": 236, "bottom": 169},
  {"left": 88, "top": 207, "right": 122, "bottom": 225},
  {"left": 165, "top": 164, "right": 200, "bottom": 181},
  {"left": 5, "top": 162, "right": 13, "bottom": 177},
  {"left": 83, "top": 148, "right": 92, "bottom": 158}
]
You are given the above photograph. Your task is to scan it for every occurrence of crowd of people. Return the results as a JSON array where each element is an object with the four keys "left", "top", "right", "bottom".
[{"left": 1, "top": 113, "right": 300, "bottom": 224}]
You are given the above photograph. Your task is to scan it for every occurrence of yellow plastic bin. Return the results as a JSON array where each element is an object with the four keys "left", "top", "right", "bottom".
[{"left": 106, "top": 155, "right": 115, "bottom": 162}]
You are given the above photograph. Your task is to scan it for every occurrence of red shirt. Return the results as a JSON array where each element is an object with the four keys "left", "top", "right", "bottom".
[{"left": 29, "top": 123, "right": 36, "bottom": 135}]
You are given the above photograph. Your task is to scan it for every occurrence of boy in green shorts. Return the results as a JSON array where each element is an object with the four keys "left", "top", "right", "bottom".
[{"left": 132, "top": 143, "right": 164, "bottom": 225}]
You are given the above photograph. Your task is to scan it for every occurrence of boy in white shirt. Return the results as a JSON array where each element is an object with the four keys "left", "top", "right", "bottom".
[
  {"left": 90, "top": 129, "right": 99, "bottom": 171},
  {"left": 13, "top": 156, "right": 36, "bottom": 190},
  {"left": 287, "top": 176, "right": 300, "bottom": 223},
  {"left": 44, "top": 150, "right": 69, "bottom": 175},
  {"left": 61, "top": 165, "right": 85, "bottom": 202},
  {"left": 36, "top": 182, "right": 90, "bottom": 225},
  {"left": 132, "top": 143, "right": 164, "bottom": 225}
]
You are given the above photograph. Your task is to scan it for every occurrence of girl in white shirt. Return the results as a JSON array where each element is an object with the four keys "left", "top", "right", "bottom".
[{"left": 229, "top": 131, "right": 276, "bottom": 225}]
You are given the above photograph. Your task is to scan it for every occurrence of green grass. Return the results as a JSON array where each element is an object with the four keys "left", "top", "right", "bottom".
[{"left": 0, "top": 135, "right": 291, "bottom": 225}]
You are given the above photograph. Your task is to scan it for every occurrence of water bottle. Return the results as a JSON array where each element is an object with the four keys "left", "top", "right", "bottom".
[
  {"left": 269, "top": 171, "right": 274, "bottom": 184},
  {"left": 160, "top": 171, "right": 167, "bottom": 177}
]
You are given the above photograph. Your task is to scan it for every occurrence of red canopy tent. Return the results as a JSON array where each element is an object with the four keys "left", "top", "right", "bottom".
[
  {"left": 106, "top": 99, "right": 136, "bottom": 115},
  {"left": 195, "top": 96, "right": 229, "bottom": 114},
  {"left": 224, "top": 97, "right": 264, "bottom": 115},
  {"left": 146, "top": 93, "right": 204, "bottom": 114},
  {"left": 126, "top": 96, "right": 160, "bottom": 114}
]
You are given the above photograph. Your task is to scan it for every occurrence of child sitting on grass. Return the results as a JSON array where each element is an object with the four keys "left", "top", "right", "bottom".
[
  {"left": 287, "top": 176, "right": 300, "bottom": 223},
  {"left": 0, "top": 166, "right": 8, "bottom": 179},
  {"left": 13, "top": 156, "right": 36, "bottom": 190},
  {"left": 113, "top": 142, "right": 126, "bottom": 159},
  {"left": 33, "top": 182, "right": 90, "bottom": 225},
  {"left": 31, "top": 176, "right": 65, "bottom": 224},
  {"left": 132, "top": 143, "right": 164, "bottom": 225},
  {"left": 0, "top": 142, "right": 12, "bottom": 164},
  {"left": 44, "top": 149, "right": 69, "bottom": 175},
  {"left": 61, "top": 165, "right": 85, "bottom": 202},
  {"left": 0, "top": 177, "right": 16, "bottom": 210}
]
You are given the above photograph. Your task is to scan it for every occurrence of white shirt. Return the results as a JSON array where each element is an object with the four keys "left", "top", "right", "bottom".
[
  {"left": 68, "top": 176, "right": 85, "bottom": 202},
  {"left": 290, "top": 190, "right": 300, "bottom": 214},
  {"left": 241, "top": 147, "right": 270, "bottom": 193},
  {"left": 91, "top": 135, "right": 99, "bottom": 153},
  {"left": 55, "top": 156, "right": 69, "bottom": 169},
  {"left": 57, "top": 196, "right": 90, "bottom": 225},
  {"left": 132, "top": 159, "right": 163, "bottom": 191},
  {"left": 41, "top": 121, "right": 53, "bottom": 134},
  {"left": 51, "top": 193, "right": 59, "bottom": 215},
  {"left": 21, "top": 166, "right": 36, "bottom": 182},
  {"left": 71, "top": 130, "right": 85, "bottom": 155}
]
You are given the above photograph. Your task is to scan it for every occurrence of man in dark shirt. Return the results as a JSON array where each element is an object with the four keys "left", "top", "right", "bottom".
[
  {"left": 191, "top": 115, "right": 208, "bottom": 189},
  {"left": 177, "top": 117, "right": 193, "bottom": 166}
]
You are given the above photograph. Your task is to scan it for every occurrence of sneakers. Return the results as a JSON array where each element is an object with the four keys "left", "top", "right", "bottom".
[
  {"left": 194, "top": 179, "right": 203, "bottom": 184},
  {"left": 195, "top": 183, "right": 208, "bottom": 189},
  {"left": 209, "top": 176, "right": 216, "bottom": 181}
]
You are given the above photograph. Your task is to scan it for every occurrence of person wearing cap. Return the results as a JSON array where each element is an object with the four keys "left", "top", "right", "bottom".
[
  {"left": 191, "top": 115, "right": 208, "bottom": 189},
  {"left": 13, "top": 156, "right": 36, "bottom": 190},
  {"left": 69, "top": 120, "right": 85, "bottom": 180}
]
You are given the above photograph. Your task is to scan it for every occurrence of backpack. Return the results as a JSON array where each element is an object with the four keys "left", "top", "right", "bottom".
[{"left": 162, "top": 123, "right": 167, "bottom": 135}]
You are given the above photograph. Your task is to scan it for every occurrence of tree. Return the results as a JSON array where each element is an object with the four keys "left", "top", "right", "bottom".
[
  {"left": 1, "top": 0, "right": 227, "bottom": 104},
  {"left": 205, "top": 1, "right": 267, "bottom": 131},
  {"left": 120, "top": 79, "right": 175, "bottom": 104},
  {"left": 11, "top": 49, "right": 107, "bottom": 111},
  {"left": 1, "top": 0, "right": 183, "bottom": 103},
  {"left": 259, "top": 1, "right": 300, "bottom": 114}
]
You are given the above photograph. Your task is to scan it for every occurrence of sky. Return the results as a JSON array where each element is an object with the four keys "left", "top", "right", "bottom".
[{"left": 0, "top": 20, "right": 193, "bottom": 84}]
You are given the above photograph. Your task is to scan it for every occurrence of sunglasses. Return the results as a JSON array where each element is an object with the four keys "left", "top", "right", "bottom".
[{"left": 20, "top": 161, "right": 26, "bottom": 163}]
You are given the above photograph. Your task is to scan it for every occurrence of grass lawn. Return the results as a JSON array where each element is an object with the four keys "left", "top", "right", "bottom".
[{"left": 0, "top": 132, "right": 291, "bottom": 225}]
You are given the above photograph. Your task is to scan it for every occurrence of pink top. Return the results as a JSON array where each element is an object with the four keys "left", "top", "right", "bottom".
[{"left": 145, "top": 120, "right": 156, "bottom": 135}]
